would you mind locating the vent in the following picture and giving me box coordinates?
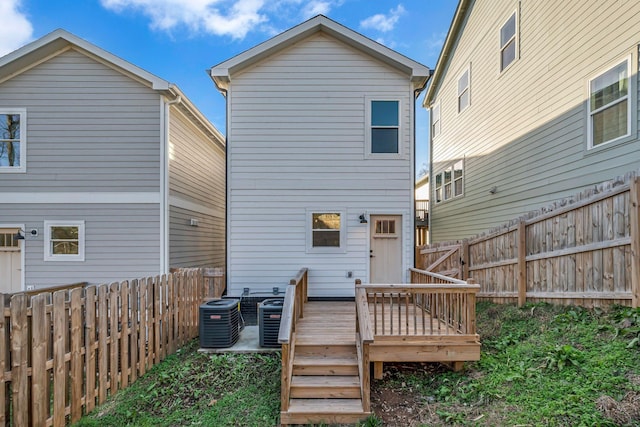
[258,298,284,348]
[199,299,240,349]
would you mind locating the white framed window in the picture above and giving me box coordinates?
[44,221,85,261]
[588,56,631,148]
[458,67,470,112]
[365,97,401,157]
[434,159,464,203]
[431,101,441,138]
[500,11,518,72]
[0,109,26,173]
[306,210,346,253]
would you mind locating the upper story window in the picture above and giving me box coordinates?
[44,221,85,261]
[500,12,517,71]
[307,210,346,253]
[434,160,464,203]
[588,57,631,148]
[431,102,441,138]
[458,68,470,113]
[366,98,401,156]
[0,109,26,173]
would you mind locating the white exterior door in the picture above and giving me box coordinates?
[0,229,22,293]
[370,215,402,284]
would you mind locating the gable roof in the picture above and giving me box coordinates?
[0,29,171,90]
[0,29,224,145]
[209,15,431,93]
[423,0,471,107]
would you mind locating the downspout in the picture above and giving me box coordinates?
[413,73,431,265]
[161,94,182,274]
[209,73,229,294]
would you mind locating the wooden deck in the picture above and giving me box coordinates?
[278,268,481,425]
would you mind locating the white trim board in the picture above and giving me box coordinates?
[1,192,161,204]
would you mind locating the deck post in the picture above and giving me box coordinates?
[373,362,383,380]
[517,219,527,307]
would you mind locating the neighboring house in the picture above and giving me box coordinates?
[423,0,640,242]
[0,30,225,293]
[415,174,429,246]
[210,15,430,297]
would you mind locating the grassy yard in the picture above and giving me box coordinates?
[76,302,640,426]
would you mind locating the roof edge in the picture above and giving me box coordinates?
[209,15,430,83]
[423,0,471,108]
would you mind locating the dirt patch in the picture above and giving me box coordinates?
[596,391,640,426]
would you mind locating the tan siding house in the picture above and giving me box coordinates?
[210,15,430,297]
[424,0,640,242]
[0,30,225,291]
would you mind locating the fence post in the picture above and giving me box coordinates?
[461,239,469,280]
[517,219,527,307]
[630,177,640,308]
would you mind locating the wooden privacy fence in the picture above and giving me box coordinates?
[418,173,640,308]
[0,267,223,427]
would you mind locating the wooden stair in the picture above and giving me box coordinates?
[280,324,370,425]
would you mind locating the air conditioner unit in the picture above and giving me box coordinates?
[258,298,284,348]
[199,299,240,349]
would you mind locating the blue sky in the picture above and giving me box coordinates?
[1,0,458,176]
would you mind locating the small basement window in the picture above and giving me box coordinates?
[307,211,345,253]
[44,221,85,261]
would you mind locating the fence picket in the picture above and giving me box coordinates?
[0,268,215,425]
[70,288,83,423]
[53,291,68,427]
[10,293,28,427]
[31,294,48,425]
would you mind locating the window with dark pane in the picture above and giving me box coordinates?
[312,213,341,247]
[371,100,399,153]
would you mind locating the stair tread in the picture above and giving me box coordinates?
[291,375,360,387]
[294,355,358,365]
[287,398,365,414]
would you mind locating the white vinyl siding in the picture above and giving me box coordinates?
[168,105,225,269]
[428,0,640,242]
[226,33,414,297]
[500,11,517,72]
[0,109,26,172]
[588,57,631,148]
[0,50,161,192]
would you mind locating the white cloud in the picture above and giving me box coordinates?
[100,0,268,39]
[300,1,332,19]
[0,0,33,57]
[360,4,405,33]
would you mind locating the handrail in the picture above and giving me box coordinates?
[354,280,372,413]
[355,285,374,344]
[410,267,467,284]
[278,268,308,413]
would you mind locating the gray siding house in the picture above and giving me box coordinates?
[210,15,430,297]
[423,0,640,242]
[0,30,225,292]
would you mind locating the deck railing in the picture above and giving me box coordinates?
[278,268,308,412]
[358,268,480,338]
